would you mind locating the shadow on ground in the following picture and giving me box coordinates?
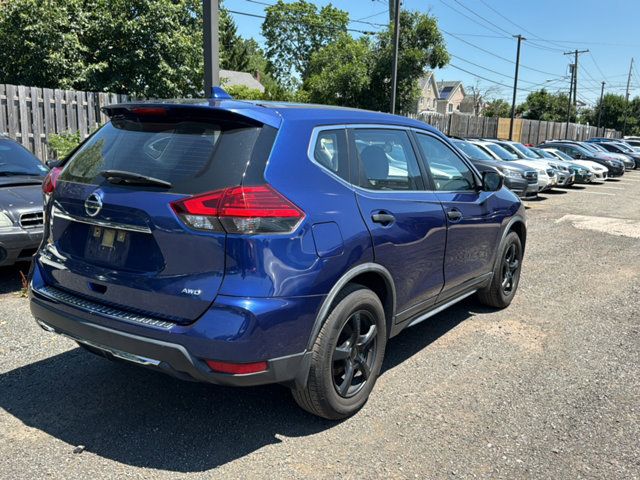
[0,298,482,472]
[0,262,30,295]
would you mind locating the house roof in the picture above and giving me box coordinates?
[219,69,265,92]
[418,71,434,89]
[437,81,464,100]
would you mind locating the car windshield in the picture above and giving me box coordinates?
[614,142,634,152]
[547,149,574,161]
[486,143,518,160]
[533,148,554,159]
[0,140,48,176]
[497,143,526,158]
[454,140,493,160]
[580,143,599,151]
[510,143,538,158]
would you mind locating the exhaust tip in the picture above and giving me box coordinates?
[36,319,56,333]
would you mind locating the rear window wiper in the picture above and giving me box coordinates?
[100,170,172,188]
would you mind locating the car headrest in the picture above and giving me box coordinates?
[360,145,389,180]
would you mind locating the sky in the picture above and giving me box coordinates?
[227,0,640,106]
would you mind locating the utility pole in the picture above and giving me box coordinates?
[623,58,634,136]
[564,64,575,137]
[563,49,588,138]
[390,0,401,114]
[509,34,525,141]
[597,81,605,131]
[203,0,220,98]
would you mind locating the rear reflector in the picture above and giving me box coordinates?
[206,360,268,375]
[171,185,304,234]
[42,167,62,195]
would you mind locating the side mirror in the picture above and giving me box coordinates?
[45,159,61,169]
[482,171,503,192]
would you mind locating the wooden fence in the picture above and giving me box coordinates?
[410,112,621,143]
[0,83,622,161]
[0,84,129,161]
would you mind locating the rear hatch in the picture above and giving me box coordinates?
[41,106,277,324]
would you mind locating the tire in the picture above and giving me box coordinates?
[292,284,387,420]
[477,231,523,308]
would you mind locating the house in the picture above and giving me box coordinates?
[436,81,465,115]
[416,71,439,114]
[219,69,265,92]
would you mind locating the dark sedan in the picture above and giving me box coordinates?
[0,137,48,266]
[540,141,625,177]
[588,141,640,169]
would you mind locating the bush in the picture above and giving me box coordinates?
[224,84,265,100]
[47,131,82,159]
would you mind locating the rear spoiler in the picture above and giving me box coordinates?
[101,101,281,129]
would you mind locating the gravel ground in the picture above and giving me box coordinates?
[1,175,639,479]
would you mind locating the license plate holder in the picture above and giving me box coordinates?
[84,226,131,267]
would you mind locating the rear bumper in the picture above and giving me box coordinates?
[30,296,310,386]
[29,260,323,387]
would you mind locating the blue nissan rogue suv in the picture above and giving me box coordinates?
[30,95,526,419]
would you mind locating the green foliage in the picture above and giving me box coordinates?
[47,130,82,159]
[0,0,86,89]
[0,0,260,98]
[303,35,372,107]
[366,10,449,113]
[220,7,251,72]
[518,89,575,122]
[586,93,639,134]
[302,10,449,113]
[224,84,264,100]
[483,99,511,118]
[262,0,349,89]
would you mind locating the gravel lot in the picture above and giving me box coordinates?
[1,175,639,479]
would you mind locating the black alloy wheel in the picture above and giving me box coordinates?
[332,310,378,398]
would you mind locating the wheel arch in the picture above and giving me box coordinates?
[305,263,396,351]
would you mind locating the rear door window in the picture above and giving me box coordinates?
[351,128,424,191]
[59,112,276,194]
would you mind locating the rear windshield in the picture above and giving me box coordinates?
[59,113,276,194]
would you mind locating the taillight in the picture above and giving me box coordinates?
[171,185,304,234]
[42,167,62,195]
[205,360,268,375]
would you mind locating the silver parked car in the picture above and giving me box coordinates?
[0,136,48,266]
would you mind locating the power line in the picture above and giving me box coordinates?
[447,0,513,36]
[437,0,510,38]
[441,29,564,77]
[234,0,386,28]
[226,9,377,35]
[449,53,543,86]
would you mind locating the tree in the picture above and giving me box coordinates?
[303,35,372,107]
[0,0,257,98]
[261,0,349,88]
[366,10,449,113]
[302,10,449,113]
[518,89,575,122]
[464,81,503,115]
[220,7,250,72]
[0,0,87,89]
[587,93,638,133]
[483,99,511,118]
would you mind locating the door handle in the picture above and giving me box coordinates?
[446,209,463,222]
[371,212,395,225]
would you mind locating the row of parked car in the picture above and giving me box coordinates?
[449,137,637,199]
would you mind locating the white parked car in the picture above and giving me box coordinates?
[468,139,553,191]
[541,147,608,181]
